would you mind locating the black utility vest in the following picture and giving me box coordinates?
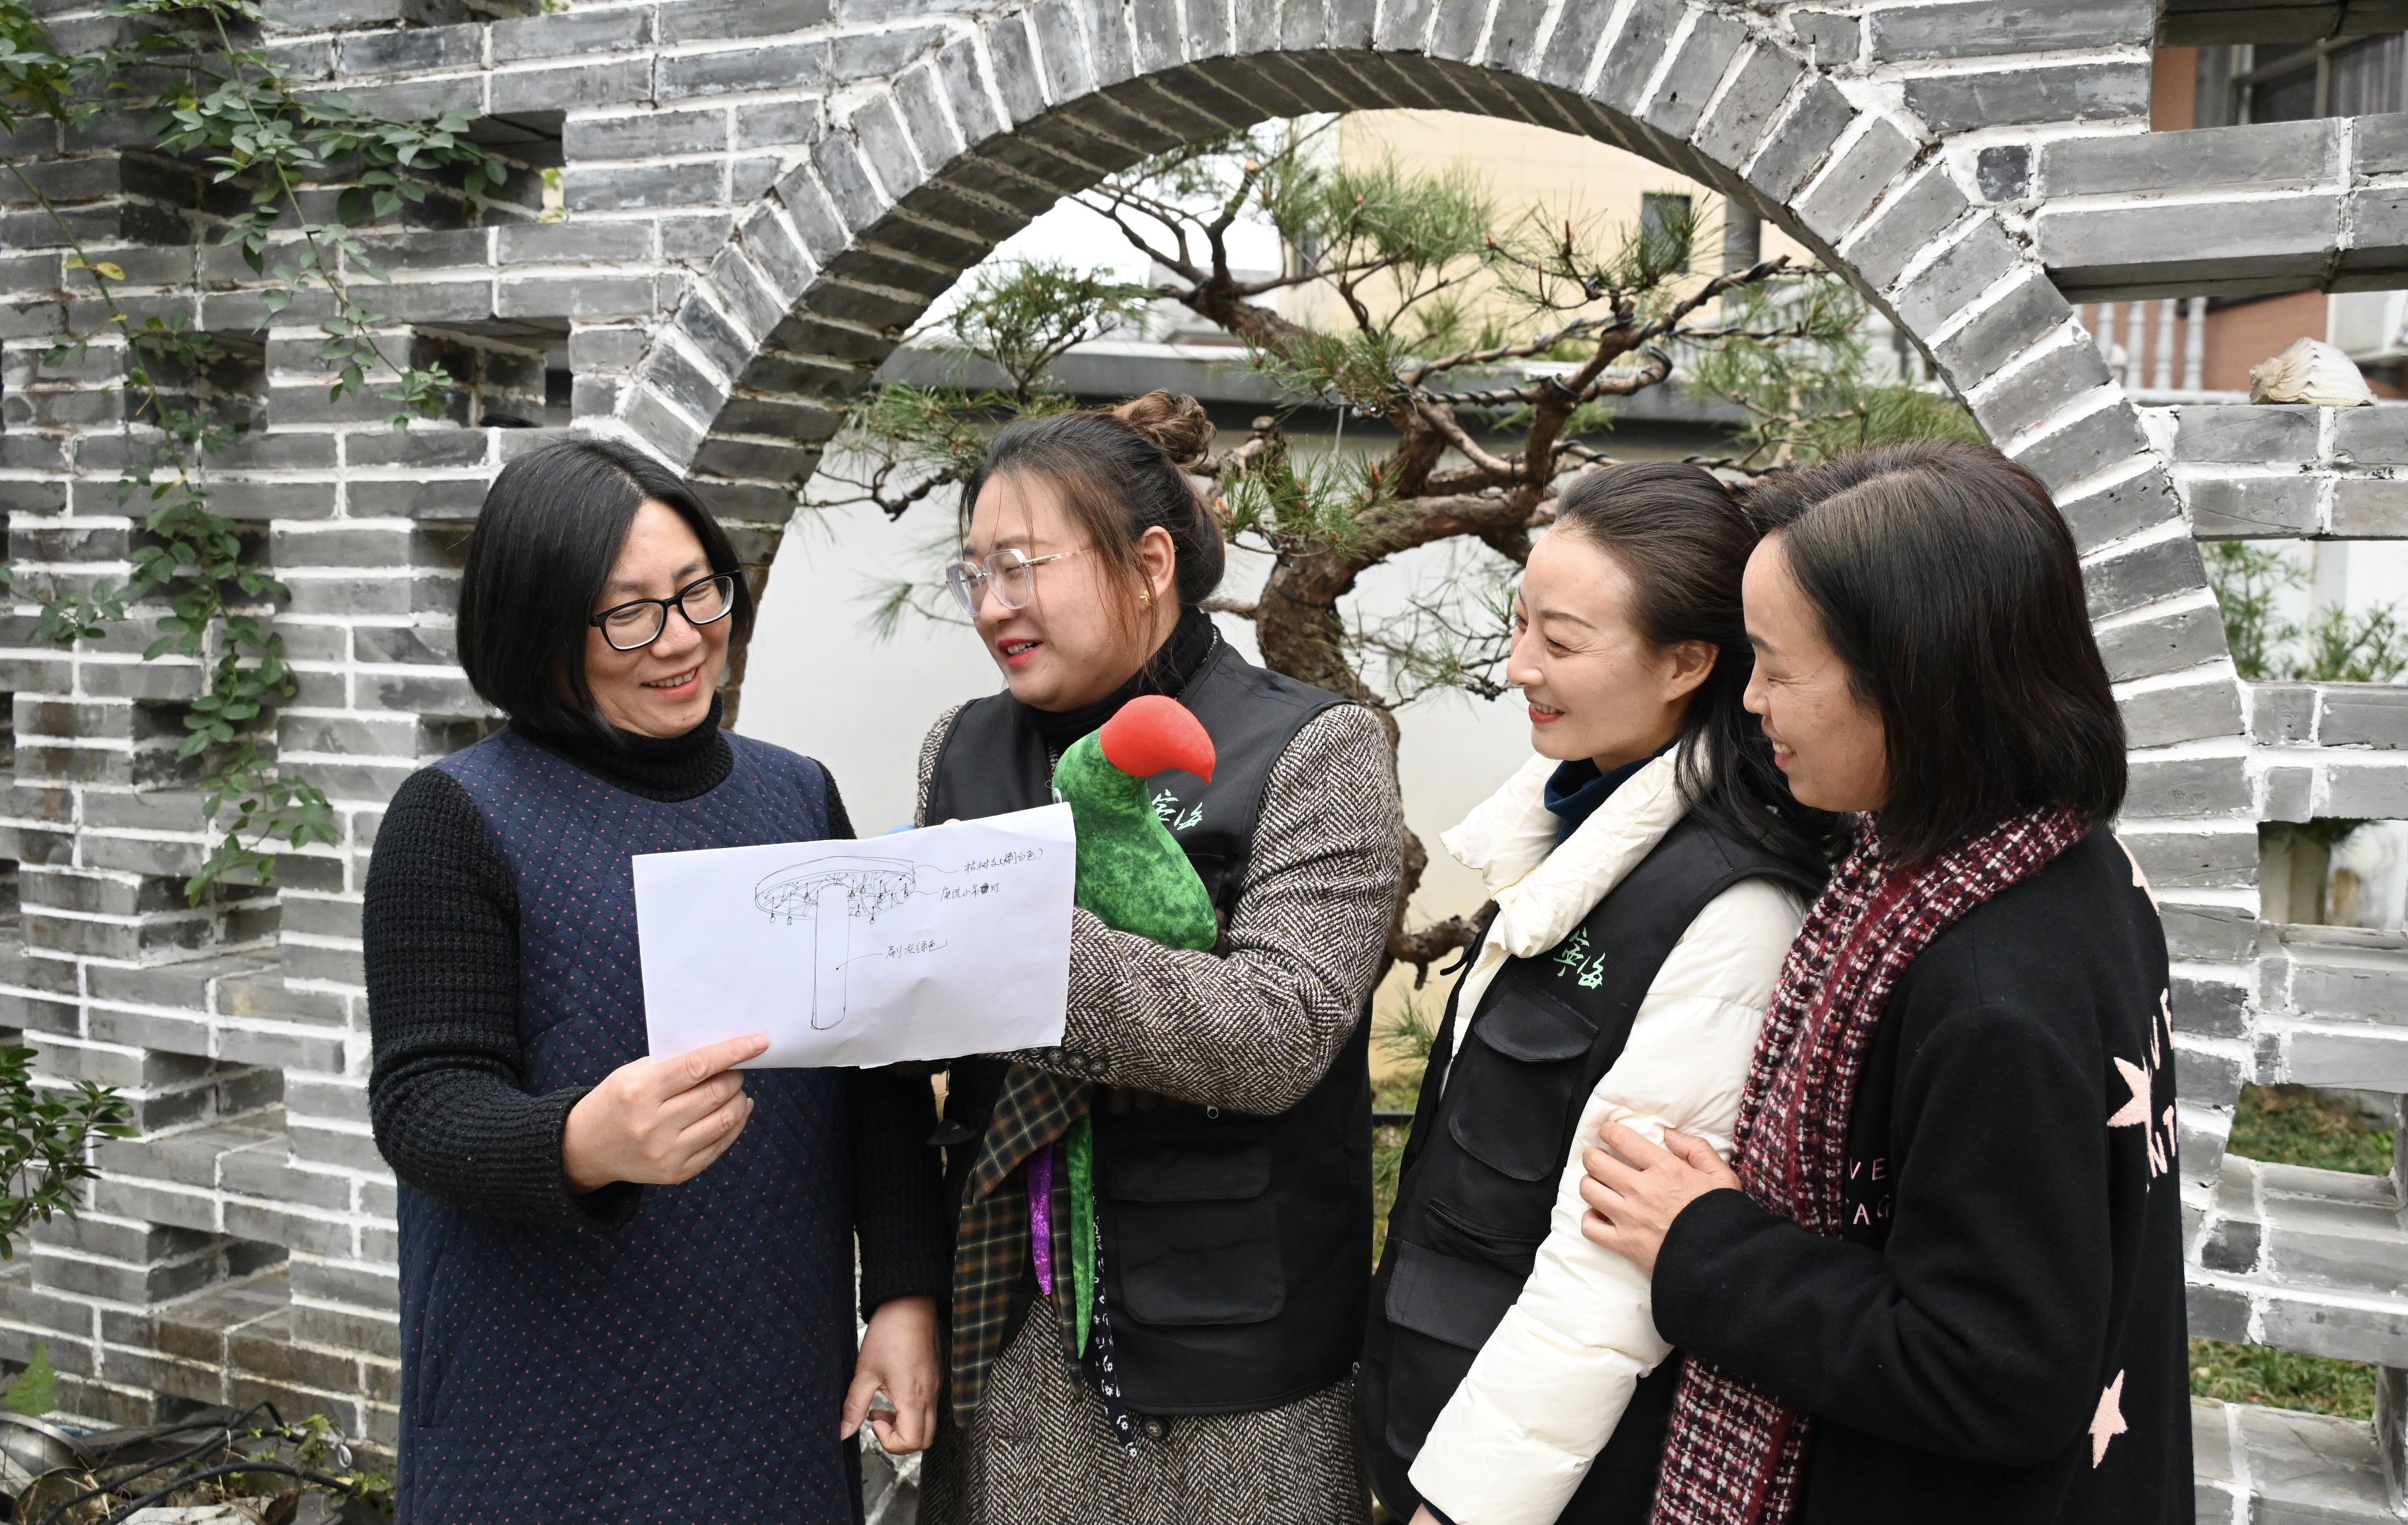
[926,641,1375,1416]
[1359,817,1821,1524]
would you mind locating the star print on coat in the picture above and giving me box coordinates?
[2108,989,2179,1178]
[2108,1058,2153,1129]
[2089,1370,2127,1466]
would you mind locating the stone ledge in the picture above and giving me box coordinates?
[97,1107,391,1241]
[2247,686,2408,821]
[2254,925,2408,1093]
[2193,1397,2396,1522]
[2036,113,2408,299]
[2201,1151,2402,1292]
[2253,683,2408,749]
[2191,1148,2408,1368]
[2152,405,2408,540]
[0,929,357,1070]
[96,1264,393,1457]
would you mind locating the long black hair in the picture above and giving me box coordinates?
[1745,439,2126,863]
[456,437,753,743]
[1552,462,1843,878]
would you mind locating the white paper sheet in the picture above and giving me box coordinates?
[633,803,1077,1068]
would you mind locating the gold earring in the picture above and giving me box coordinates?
[1139,590,1152,604]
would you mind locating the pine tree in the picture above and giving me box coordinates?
[830,122,1979,977]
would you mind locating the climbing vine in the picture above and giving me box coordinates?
[0,0,510,900]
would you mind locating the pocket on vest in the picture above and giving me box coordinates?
[1103,1133,1283,1326]
[1444,982,1597,1183]
[1422,1195,1547,1266]
[1378,1239,1527,1456]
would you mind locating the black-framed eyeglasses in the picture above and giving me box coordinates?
[944,547,1083,620]
[590,574,738,651]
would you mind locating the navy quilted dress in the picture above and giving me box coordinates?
[396,729,858,1522]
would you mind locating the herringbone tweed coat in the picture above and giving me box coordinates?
[913,700,1403,1525]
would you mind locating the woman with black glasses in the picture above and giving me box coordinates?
[362,437,946,1522]
[907,392,1405,1524]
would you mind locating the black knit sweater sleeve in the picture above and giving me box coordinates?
[364,767,640,1230]
[851,1063,946,1315]
[826,768,950,1316]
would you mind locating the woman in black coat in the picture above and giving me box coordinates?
[1576,440,2192,1525]
[363,439,945,1522]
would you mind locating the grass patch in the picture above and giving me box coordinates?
[2228,1083,2394,1176]
[1372,1073,1418,1265]
[2190,1337,2374,1419]
[2196,1084,2391,1416]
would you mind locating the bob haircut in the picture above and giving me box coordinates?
[456,437,754,743]
[1551,462,1840,876]
[958,389,1227,655]
[1746,439,2126,863]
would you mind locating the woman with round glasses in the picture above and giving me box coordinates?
[908,391,1405,1525]
[362,437,946,1522]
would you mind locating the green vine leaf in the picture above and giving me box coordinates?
[2,0,512,904]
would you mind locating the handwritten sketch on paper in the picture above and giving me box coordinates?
[634,804,1075,1068]
[753,856,926,1031]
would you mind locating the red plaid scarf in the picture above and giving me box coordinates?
[1650,804,2089,1525]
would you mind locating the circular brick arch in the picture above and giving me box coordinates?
[616,0,2254,1177]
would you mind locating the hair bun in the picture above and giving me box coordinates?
[1111,390,1215,471]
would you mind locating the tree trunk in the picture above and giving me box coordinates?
[1246,546,1494,983]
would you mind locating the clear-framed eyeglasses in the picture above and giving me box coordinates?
[589,573,739,651]
[944,547,1083,620]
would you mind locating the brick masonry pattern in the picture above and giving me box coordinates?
[3,0,2405,1512]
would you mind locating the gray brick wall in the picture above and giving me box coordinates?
[0,0,2398,1514]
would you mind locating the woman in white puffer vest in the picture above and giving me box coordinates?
[1356,462,1840,1525]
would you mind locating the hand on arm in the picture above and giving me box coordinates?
[844,1294,940,1453]
[1642,1004,2114,1463]
[1578,1123,1743,1277]
[561,1033,769,1191]
[1407,884,1797,1525]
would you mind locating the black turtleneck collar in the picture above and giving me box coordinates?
[515,693,734,804]
[1023,608,1220,755]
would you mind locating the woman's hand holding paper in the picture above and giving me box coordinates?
[561,1032,769,1192]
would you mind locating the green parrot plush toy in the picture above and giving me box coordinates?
[1058,694,1219,947]
[1037,693,1218,1363]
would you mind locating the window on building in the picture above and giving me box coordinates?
[2204,35,2408,125]
[1639,193,1692,274]
[2332,35,2407,115]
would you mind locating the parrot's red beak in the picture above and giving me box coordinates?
[1099,695,1216,783]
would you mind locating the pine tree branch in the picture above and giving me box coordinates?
[1389,902,1496,985]
[1404,313,1626,386]
[1411,399,1517,482]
